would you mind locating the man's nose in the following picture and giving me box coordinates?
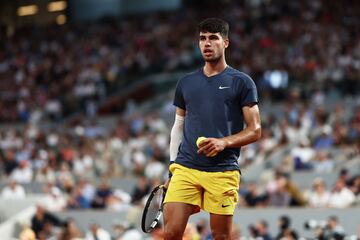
[205,39,211,46]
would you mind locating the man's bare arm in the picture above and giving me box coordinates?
[197,103,261,157]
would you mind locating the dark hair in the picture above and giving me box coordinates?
[328,216,338,222]
[280,215,291,229]
[198,18,229,38]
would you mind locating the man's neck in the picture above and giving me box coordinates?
[203,58,227,77]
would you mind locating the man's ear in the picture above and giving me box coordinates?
[224,38,229,48]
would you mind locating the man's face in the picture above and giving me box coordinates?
[199,32,229,62]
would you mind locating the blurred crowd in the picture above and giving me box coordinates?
[16,207,360,240]
[0,0,360,239]
[0,0,359,122]
[0,90,359,205]
[0,86,358,238]
[1,83,359,238]
[0,110,169,208]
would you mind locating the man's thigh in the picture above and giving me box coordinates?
[164,163,202,210]
[202,170,240,215]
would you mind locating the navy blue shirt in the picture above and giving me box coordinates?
[173,66,258,172]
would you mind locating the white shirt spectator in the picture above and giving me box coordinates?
[85,226,111,240]
[308,178,330,208]
[44,187,67,212]
[1,181,26,199]
[35,166,56,183]
[107,189,131,212]
[10,161,33,183]
[308,191,330,208]
[145,159,165,179]
[0,130,23,150]
[328,181,355,208]
[132,150,147,166]
[291,145,315,164]
[73,154,94,176]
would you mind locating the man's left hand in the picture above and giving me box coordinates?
[197,138,227,157]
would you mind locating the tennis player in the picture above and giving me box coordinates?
[163,18,261,240]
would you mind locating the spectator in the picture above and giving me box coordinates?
[112,220,129,240]
[31,205,64,238]
[144,157,165,180]
[285,176,307,207]
[67,186,91,209]
[56,163,75,193]
[35,165,56,183]
[269,175,291,207]
[119,224,143,240]
[0,179,26,199]
[131,175,151,205]
[195,218,212,240]
[313,126,334,150]
[85,222,111,240]
[91,179,113,209]
[243,182,268,207]
[313,151,334,173]
[275,215,298,240]
[58,218,83,240]
[2,150,18,176]
[308,178,330,208]
[10,160,33,183]
[43,186,67,212]
[325,216,345,240]
[291,139,315,170]
[338,169,352,186]
[255,220,272,240]
[328,180,355,208]
[106,189,131,212]
[349,175,360,195]
[78,178,96,203]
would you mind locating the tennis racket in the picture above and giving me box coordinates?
[141,185,167,233]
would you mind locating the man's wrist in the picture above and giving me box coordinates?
[221,137,230,149]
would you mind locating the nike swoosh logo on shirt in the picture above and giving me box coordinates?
[219,86,230,89]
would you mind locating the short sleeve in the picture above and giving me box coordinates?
[239,74,258,107]
[173,78,186,110]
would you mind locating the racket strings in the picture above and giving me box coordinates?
[144,188,165,231]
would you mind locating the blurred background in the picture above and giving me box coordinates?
[0,0,359,239]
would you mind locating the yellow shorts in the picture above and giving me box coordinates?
[164,163,240,215]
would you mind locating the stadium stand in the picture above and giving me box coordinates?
[0,0,359,239]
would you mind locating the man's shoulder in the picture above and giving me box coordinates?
[226,67,254,82]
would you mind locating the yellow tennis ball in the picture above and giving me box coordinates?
[209,152,217,157]
[196,136,217,157]
[196,136,207,148]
